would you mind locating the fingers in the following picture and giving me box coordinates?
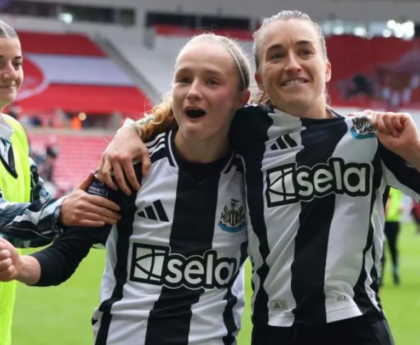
[369,112,403,137]
[0,249,11,262]
[122,160,140,192]
[0,257,12,272]
[371,113,384,133]
[0,249,14,280]
[88,194,120,211]
[383,114,400,137]
[71,213,117,227]
[390,114,403,132]
[65,205,121,227]
[107,151,139,195]
[0,241,19,281]
[75,220,106,227]
[113,163,131,196]
[78,204,121,223]
[60,190,122,227]
[70,210,114,226]
[141,146,152,177]
[97,156,104,174]
[0,238,13,251]
[78,172,95,191]
[99,160,118,191]
[0,267,16,282]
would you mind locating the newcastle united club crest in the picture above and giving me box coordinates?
[218,199,246,233]
[350,115,376,139]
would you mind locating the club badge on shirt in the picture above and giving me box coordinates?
[218,199,246,233]
[350,115,376,140]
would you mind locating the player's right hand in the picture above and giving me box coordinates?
[98,126,151,196]
[0,238,22,282]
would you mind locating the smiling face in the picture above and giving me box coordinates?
[0,37,23,111]
[172,39,249,143]
[255,19,331,117]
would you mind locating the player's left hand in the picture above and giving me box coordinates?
[60,173,121,227]
[364,110,420,161]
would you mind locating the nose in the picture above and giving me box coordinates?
[1,63,18,82]
[284,52,302,73]
[187,80,203,101]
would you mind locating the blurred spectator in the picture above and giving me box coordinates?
[381,188,404,287]
[411,200,420,235]
[29,136,59,184]
[71,115,82,130]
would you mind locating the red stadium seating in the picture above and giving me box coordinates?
[28,133,113,189]
[18,31,106,56]
[15,31,147,115]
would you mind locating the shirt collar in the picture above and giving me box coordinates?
[0,115,14,142]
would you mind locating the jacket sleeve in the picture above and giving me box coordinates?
[0,157,64,248]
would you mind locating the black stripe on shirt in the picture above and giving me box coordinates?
[379,142,420,193]
[291,118,347,325]
[150,148,167,164]
[222,240,248,345]
[242,114,273,326]
[95,168,142,345]
[144,169,220,345]
[353,149,384,318]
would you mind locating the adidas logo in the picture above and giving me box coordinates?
[270,300,288,310]
[270,134,298,151]
[137,200,169,222]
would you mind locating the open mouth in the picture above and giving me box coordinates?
[281,78,309,87]
[185,108,207,118]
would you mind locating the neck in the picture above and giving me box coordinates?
[174,132,231,163]
[280,99,333,119]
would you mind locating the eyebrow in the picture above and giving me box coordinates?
[176,68,225,76]
[0,55,23,60]
[266,40,315,51]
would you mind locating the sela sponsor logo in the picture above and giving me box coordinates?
[266,158,371,207]
[350,116,376,140]
[130,243,237,290]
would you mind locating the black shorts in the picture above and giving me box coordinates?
[251,316,395,345]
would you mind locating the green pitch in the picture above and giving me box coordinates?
[12,223,420,344]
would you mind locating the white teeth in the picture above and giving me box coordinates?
[283,79,307,86]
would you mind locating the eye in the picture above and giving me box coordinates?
[269,52,284,60]
[177,76,190,84]
[207,79,219,86]
[301,49,313,56]
[13,62,22,69]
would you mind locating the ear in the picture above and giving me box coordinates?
[325,60,332,83]
[239,90,251,107]
[255,72,265,91]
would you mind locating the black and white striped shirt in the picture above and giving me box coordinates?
[230,105,420,327]
[92,129,248,344]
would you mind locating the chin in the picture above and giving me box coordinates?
[0,95,15,105]
[180,127,205,141]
